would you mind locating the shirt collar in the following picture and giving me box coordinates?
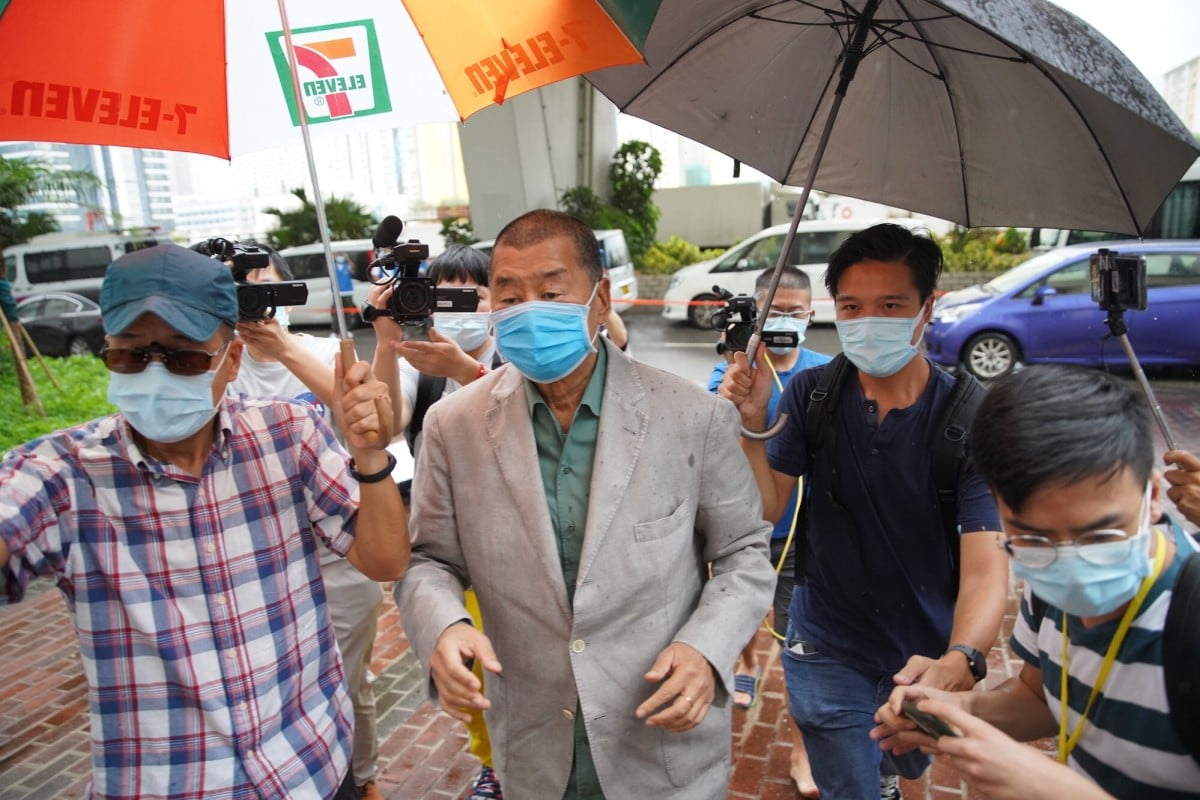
[523,339,608,416]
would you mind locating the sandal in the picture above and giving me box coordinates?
[733,667,761,709]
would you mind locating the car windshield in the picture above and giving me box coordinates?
[983,250,1081,295]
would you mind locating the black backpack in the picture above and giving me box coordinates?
[796,354,984,594]
[1029,532,1200,766]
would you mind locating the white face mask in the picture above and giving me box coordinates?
[434,311,490,351]
[108,346,229,443]
[272,307,290,330]
[835,312,924,377]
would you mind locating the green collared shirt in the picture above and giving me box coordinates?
[524,343,607,800]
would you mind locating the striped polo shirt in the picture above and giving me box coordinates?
[1010,523,1200,799]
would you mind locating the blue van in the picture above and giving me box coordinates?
[925,240,1200,379]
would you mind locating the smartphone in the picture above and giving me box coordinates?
[900,701,958,738]
[786,638,819,656]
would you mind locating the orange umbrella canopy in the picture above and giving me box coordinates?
[0,0,660,158]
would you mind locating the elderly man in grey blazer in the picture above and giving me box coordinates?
[394,209,774,800]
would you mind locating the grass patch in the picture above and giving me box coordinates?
[0,340,114,454]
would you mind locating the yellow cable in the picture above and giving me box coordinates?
[760,353,802,643]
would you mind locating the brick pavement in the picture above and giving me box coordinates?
[1,379,1196,799]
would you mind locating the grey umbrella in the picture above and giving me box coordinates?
[588,0,1199,441]
[588,0,1198,234]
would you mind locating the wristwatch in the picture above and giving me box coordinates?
[945,643,987,682]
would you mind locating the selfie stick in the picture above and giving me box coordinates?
[1105,309,1178,450]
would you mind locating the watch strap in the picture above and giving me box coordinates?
[348,451,397,484]
[946,643,987,681]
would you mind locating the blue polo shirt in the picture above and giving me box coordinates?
[767,361,1000,675]
[708,348,832,540]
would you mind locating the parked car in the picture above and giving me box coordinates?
[661,218,936,329]
[925,240,1200,379]
[472,228,639,312]
[15,291,105,357]
[277,239,378,328]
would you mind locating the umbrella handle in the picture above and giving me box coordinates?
[741,413,789,441]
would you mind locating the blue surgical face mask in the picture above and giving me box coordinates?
[835,311,924,377]
[434,311,490,352]
[764,315,809,355]
[491,284,599,383]
[108,351,227,444]
[1011,486,1155,617]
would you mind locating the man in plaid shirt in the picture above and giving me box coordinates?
[0,244,408,800]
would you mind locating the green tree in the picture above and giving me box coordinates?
[263,187,377,249]
[0,155,101,249]
[559,140,664,262]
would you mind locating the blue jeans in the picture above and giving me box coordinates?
[782,637,929,800]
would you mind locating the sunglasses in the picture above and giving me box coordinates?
[100,340,230,376]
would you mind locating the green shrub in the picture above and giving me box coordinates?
[636,236,726,274]
[0,344,115,454]
[935,226,1029,272]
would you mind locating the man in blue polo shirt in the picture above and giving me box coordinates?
[723,223,1008,799]
[712,265,829,795]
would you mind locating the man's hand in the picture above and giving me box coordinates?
[870,684,966,756]
[430,623,503,723]
[236,316,292,359]
[365,283,404,347]
[718,346,774,427]
[914,700,1115,800]
[894,651,977,693]
[335,353,393,452]
[395,328,479,384]
[634,642,716,732]
[1164,449,1200,527]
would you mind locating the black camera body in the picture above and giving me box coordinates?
[363,239,479,334]
[711,285,799,355]
[192,237,308,321]
[1090,248,1146,312]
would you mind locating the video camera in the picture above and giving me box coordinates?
[1090,248,1146,311]
[362,216,478,340]
[711,285,799,355]
[191,237,308,321]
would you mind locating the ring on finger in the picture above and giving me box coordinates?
[680,694,694,705]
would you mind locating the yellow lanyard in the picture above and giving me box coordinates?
[761,353,803,642]
[1058,528,1167,763]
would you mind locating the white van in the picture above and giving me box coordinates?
[661,218,941,329]
[5,230,168,301]
[278,239,378,328]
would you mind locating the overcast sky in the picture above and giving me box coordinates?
[1049,0,1200,83]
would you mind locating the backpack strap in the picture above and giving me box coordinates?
[794,355,854,585]
[930,370,986,589]
[405,372,447,455]
[1164,545,1200,765]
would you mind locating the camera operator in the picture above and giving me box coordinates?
[368,244,500,461]
[227,244,386,800]
[367,243,504,800]
[712,265,830,797]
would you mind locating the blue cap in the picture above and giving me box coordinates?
[100,244,238,342]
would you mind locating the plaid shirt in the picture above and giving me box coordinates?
[0,396,359,800]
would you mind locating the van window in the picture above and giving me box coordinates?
[286,253,329,281]
[25,246,113,284]
[602,234,630,267]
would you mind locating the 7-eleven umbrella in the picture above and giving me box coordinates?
[0,0,659,345]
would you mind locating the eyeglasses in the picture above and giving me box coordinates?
[100,340,230,376]
[766,309,812,321]
[1000,529,1137,568]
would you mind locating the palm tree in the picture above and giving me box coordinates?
[0,155,101,249]
[263,187,377,249]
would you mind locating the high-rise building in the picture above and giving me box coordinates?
[0,142,176,234]
[1163,54,1200,134]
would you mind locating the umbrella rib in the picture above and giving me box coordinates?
[895,0,971,224]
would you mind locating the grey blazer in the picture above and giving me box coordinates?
[394,339,774,799]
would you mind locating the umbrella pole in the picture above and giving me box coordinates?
[274,0,391,449]
[742,0,881,441]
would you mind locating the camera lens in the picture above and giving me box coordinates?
[727,323,752,352]
[391,278,434,318]
[237,284,271,320]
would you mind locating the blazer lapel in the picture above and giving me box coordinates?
[577,342,647,587]
[485,366,572,620]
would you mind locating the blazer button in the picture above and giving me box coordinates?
[563,708,575,720]
[571,639,586,653]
